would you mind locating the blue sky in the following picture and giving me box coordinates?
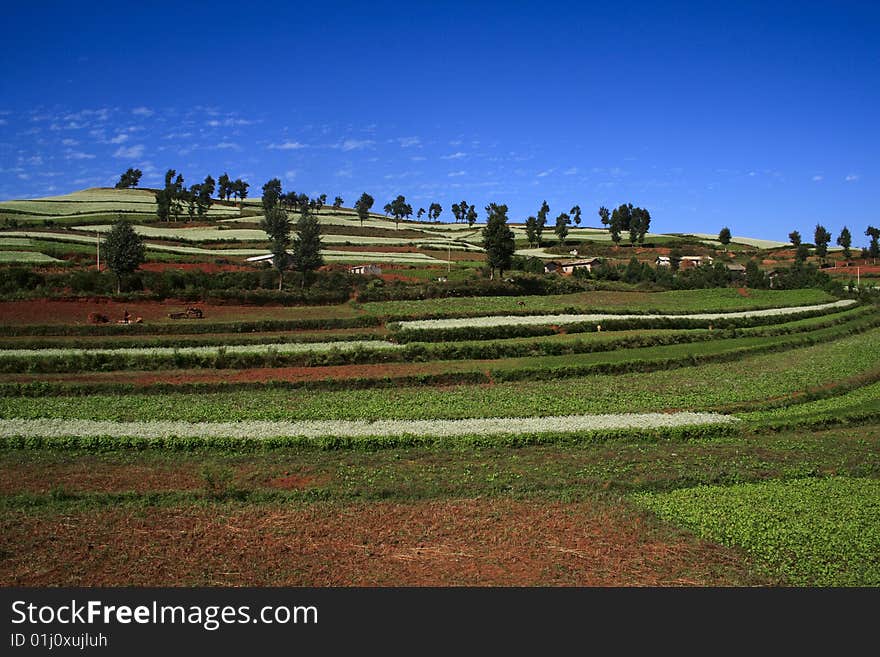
[0,1,877,243]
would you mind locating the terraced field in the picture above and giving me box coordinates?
[1,288,877,586]
[0,189,877,585]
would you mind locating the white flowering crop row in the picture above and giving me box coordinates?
[395,300,857,331]
[0,412,738,440]
[0,340,401,360]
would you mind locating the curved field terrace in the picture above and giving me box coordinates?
[1,284,877,586]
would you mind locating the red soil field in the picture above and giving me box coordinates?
[0,500,761,586]
[0,360,484,387]
[0,298,357,325]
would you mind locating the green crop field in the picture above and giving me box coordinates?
[1,186,877,587]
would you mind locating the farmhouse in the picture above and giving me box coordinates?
[544,261,562,274]
[349,264,382,276]
[560,258,601,275]
[657,255,714,269]
[679,255,713,269]
[726,263,747,276]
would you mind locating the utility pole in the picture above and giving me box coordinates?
[96,229,100,271]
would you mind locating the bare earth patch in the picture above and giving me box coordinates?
[0,499,762,586]
[0,299,358,325]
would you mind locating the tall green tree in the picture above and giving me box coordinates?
[333,196,343,209]
[837,226,852,259]
[536,201,549,246]
[482,203,515,279]
[866,226,880,258]
[316,194,327,213]
[554,212,570,242]
[789,230,808,262]
[570,205,581,226]
[103,217,146,293]
[598,206,610,228]
[260,205,292,290]
[718,227,732,246]
[417,207,426,220]
[217,173,231,201]
[428,203,442,221]
[233,179,249,208]
[389,195,413,229]
[451,203,462,223]
[609,204,632,245]
[525,216,538,247]
[745,259,767,289]
[291,204,324,288]
[114,168,142,189]
[629,206,651,243]
[196,175,215,217]
[814,224,831,259]
[185,184,199,220]
[155,169,182,221]
[354,192,374,226]
[466,205,478,227]
[261,178,283,212]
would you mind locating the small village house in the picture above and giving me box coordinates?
[349,264,382,276]
[560,258,601,275]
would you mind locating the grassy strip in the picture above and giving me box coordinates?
[738,381,880,431]
[0,328,390,351]
[633,477,880,586]
[360,288,833,319]
[4,328,879,421]
[2,426,877,510]
[0,422,741,452]
[0,315,382,337]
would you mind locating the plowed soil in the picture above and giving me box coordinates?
[0,299,357,325]
[0,499,761,586]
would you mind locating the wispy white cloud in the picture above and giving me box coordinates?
[61,138,79,146]
[335,167,353,178]
[337,139,375,151]
[113,144,144,159]
[563,167,579,175]
[65,150,95,160]
[268,141,307,150]
[448,170,466,177]
[536,169,555,178]
[845,174,860,182]
[411,155,427,162]
[132,107,154,117]
[206,117,255,128]
[108,133,129,144]
[284,170,297,180]
[441,152,466,160]
[214,142,240,150]
[398,136,421,148]
[812,175,823,182]
[0,119,7,126]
